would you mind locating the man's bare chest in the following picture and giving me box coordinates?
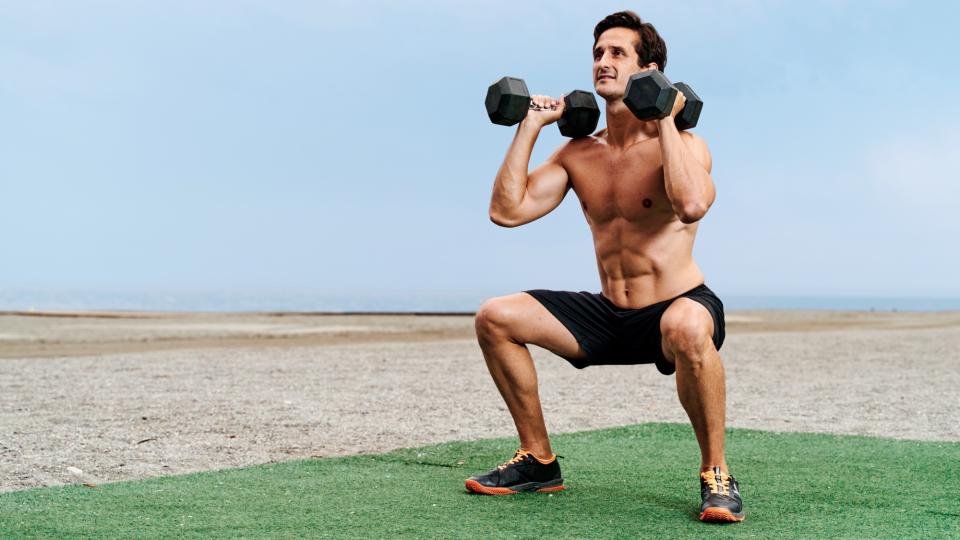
[563,141,671,223]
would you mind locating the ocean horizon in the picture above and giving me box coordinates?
[1,289,959,313]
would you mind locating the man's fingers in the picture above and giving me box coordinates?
[531,94,560,110]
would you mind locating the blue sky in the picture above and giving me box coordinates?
[2,0,958,304]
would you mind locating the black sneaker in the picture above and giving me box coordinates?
[464,449,564,495]
[699,467,745,522]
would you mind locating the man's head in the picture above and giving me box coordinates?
[592,11,667,100]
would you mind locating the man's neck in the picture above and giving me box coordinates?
[603,100,659,149]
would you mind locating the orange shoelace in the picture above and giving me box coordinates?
[497,449,532,470]
[701,468,732,496]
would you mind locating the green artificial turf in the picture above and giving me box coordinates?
[1,423,957,539]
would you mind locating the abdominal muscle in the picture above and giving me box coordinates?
[590,216,704,309]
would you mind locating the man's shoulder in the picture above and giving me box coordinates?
[556,131,605,160]
[679,130,709,146]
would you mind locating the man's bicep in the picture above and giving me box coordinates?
[525,156,571,211]
[493,146,571,227]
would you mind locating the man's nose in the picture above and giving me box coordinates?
[597,52,614,68]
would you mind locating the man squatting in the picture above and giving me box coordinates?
[465,10,744,523]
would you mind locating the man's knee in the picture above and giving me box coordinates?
[475,295,523,342]
[660,299,715,364]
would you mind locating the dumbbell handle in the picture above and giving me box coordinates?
[486,76,599,138]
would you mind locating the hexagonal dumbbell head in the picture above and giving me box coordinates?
[623,70,677,121]
[485,76,531,126]
[673,82,703,130]
[558,90,601,138]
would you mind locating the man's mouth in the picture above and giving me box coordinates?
[598,74,615,81]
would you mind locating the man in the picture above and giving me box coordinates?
[464,11,744,523]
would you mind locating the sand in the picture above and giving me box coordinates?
[1,310,958,493]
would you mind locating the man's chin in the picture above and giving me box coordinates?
[595,88,621,101]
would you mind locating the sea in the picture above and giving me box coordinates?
[1,290,959,313]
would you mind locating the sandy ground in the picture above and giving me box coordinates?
[1,310,958,493]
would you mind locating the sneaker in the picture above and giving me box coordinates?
[464,449,565,495]
[699,467,745,522]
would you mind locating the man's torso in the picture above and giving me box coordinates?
[559,131,705,309]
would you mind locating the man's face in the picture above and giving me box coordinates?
[592,27,655,100]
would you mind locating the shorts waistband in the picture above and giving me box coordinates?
[599,283,708,313]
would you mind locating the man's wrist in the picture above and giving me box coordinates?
[519,118,545,132]
[657,117,680,136]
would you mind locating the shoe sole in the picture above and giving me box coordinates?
[699,507,745,523]
[464,479,565,496]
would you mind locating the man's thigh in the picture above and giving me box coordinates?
[476,292,588,361]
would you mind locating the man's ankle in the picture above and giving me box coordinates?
[522,447,555,463]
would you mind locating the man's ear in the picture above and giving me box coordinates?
[641,62,660,72]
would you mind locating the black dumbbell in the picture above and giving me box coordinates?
[622,70,703,130]
[485,76,600,138]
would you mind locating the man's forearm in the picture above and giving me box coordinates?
[658,119,713,223]
[491,119,542,216]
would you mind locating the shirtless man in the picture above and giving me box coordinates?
[464,11,744,523]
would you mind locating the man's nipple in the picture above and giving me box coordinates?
[642,198,652,208]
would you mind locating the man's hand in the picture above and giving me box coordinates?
[524,94,566,128]
[667,89,687,119]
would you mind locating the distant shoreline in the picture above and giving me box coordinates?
[4,288,960,315]
[0,310,478,319]
[3,306,960,319]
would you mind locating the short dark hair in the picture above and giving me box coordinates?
[593,11,667,72]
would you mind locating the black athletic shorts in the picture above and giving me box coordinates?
[523,283,725,375]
